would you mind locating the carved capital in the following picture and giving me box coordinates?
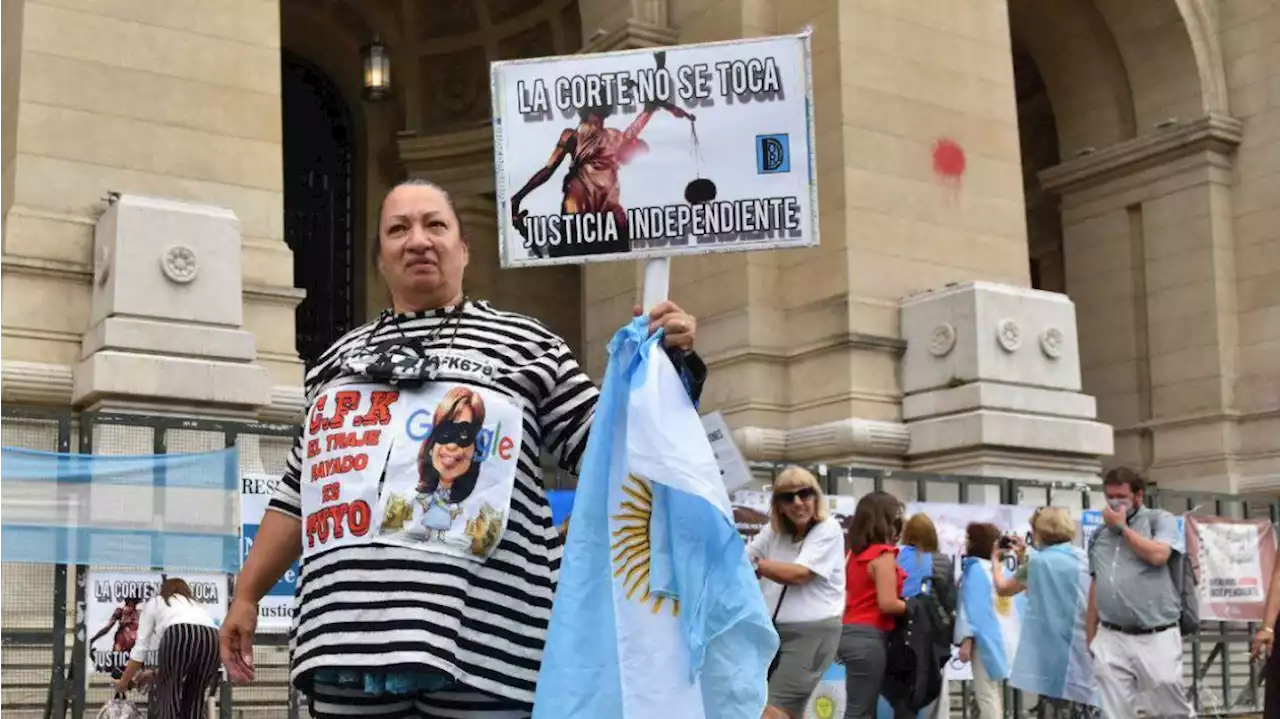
[728,418,911,463]
[0,361,75,405]
[257,385,307,425]
[397,124,496,196]
[733,426,787,462]
[1039,113,1243,196]
[786,418,911,461]
[581,18,678,53]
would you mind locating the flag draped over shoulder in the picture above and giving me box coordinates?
[533,317,778,719]
[958,557,1012,680]
[1009,545,1099,706]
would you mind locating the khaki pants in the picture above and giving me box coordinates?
[971,650,1003,719]
[1091,625,1194,718]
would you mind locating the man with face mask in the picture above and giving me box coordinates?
[1085,467,1193,718]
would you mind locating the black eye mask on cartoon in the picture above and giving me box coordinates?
[433,420,478,448]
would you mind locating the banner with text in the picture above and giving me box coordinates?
[491,33,817,267]
[85,570,227,677]
[1185,516,1276,623]
[242,473,300,632]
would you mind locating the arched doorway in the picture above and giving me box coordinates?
[282,50,356,367]
[1013,46,1064,294]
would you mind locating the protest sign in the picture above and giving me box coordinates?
[1185,516,1276,622]
[491,33,817,268]
[701,411,753,492]
[85,570,227,676]
[242,473,299,632]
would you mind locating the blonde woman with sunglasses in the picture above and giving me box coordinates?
[747,467,846,719]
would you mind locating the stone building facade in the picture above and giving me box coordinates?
[2,0,1277,494]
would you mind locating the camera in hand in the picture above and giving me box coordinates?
[997,533,1018,550]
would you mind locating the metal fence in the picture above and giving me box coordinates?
[1,406,304,719]
[748,462,1276,717]
[2,406,1274,717]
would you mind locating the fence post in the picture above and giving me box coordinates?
[70,565,88,719]
[220,572,235,719]
[46,564,69,719]
[222,430,239,719]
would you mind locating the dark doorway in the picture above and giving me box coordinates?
[282,51,355,368]
[1013,46,1064,294]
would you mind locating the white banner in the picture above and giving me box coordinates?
[241,473,299,632]
[1186,516,1276,623]
[85,570,227,677]
[905,502,1034,682]
[491,33,818,267]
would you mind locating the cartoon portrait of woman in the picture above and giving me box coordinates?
[412,386,486,543]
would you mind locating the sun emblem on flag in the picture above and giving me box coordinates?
[612,474,680,616]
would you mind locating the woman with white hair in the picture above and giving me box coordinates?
[994,507,1100,718]
[748,467,847,719]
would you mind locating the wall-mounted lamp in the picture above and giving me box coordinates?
[362,35,391,102]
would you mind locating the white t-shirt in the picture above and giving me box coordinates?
[129,595,216,664]
[747,517,846,624]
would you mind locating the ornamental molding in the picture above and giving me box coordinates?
[1039,113,1243,196]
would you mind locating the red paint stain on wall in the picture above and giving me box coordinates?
[932,138,966,181]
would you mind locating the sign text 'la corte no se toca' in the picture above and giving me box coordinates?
[490,31,818,269]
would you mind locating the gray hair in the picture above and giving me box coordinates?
[372,179,465,262]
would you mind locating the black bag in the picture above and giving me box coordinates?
[766,584,789,680]
[883,596,951,716]
[1151,515,1200,635]
[764,520,816,680]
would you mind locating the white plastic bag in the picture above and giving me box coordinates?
[96,695,143,719]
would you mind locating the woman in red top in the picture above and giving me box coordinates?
[839,491,907,719]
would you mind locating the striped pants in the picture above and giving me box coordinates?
[152,623,221,719]
[309,684,532,718]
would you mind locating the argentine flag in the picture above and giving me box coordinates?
[534,317,778,719]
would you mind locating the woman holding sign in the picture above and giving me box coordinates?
[222,179,705,718]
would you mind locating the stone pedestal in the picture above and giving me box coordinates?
[900,282,1113,484]
[72,194,271,417]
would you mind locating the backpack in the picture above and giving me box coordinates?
[1155,517,1200,636]
[883,595,950,715]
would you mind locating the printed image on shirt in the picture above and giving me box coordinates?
[377,384,524,560]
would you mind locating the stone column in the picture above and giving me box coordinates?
[900,282,1113,487]
[0,0,299,421]
[72,194,271,418]
[1040,114,1245,492]
[576,0,1031,474]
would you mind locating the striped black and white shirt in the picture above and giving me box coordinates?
[267,299,704,709]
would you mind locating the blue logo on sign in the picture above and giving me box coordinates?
[243,524,299,597]
[756,134,790,174]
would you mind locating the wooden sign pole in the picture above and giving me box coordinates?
[642,257,671,313]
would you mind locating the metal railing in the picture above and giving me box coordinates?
[2,407,1274,717]
[748,461,1276,717]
